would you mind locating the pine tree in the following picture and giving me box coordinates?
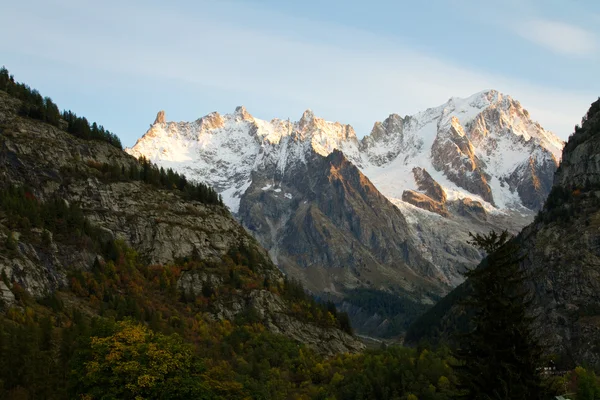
[454,230,547,400]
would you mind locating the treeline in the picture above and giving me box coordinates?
[61,110,122,149]
[3,307,598,400]
[82,156,223,206]
[3,307,597,400]
[0,66,122,149]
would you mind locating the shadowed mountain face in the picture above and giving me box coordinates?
[407,98,600,368]
[239,149,445,300]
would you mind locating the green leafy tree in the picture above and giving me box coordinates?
[72,320,214,399]
[574,367,600,400]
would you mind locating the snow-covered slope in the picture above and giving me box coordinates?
[128,107,361,212]
[361,90,563,211]
[128,90,563,216]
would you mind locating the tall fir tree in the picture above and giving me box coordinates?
[454,230,548,400]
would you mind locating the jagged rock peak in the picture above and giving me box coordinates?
[200,111,225,130]
[454,89,502,108]
[294,109,319,134]
[234,105,253,121]
[299,109,316,127]
[368,114,407,141]
[154,110,166,125]
[129,89,562,216]
[296,109,358,140]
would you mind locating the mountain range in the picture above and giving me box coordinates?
[127,90,564,336]
[2,64,600,397]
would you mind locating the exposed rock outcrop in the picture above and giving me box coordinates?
[154,110,166,125]
[401,167,449,216]
[401,190,448,217]
[505,155,557,211]
[431,117,494,205]
[177,271,365,354]
[412,167,446,203]
[0,281,15,305]
[239,149,445,300]
[360,113,420,166]
[452,198,487,221]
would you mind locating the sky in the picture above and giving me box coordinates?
[1,0,599,147]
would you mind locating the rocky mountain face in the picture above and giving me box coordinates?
[127,90,564,336]
[407,98,600,368]
[239,148,443,298]
[0,90,363,355]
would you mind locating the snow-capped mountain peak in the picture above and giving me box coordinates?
[299,109,315,125]
[126,107,366,211]
[127,91,564,214]
[359,90,564,211]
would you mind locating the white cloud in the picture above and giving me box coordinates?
[516,19,597,56]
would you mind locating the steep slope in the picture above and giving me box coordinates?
[239,148,443,297]
[407,98,600,368]
[0,89,363,355]
[127,90,564,336]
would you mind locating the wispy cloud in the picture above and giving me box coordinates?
[0,0,595,143]
[516,19,597,56]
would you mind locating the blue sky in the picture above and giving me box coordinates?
[1,0,599,146]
